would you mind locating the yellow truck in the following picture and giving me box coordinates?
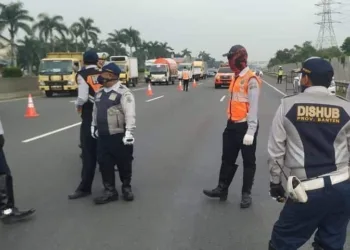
[192,60,208,81]
[38,52,83,97]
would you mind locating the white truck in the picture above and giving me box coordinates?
[110,56,139,87]
[192,61,208,80]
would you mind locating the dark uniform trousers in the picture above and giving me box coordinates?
[183,80,189,91]
[219,120,258,194]
[97,134,133,189]
[270,177,350,250]
[0,149,15,209]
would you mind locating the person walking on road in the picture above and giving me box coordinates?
[203,45,261,208]
[277,66,283,84]
[91,63,136,205]
[182,66,190,92]
[268,57,350,250]
[69,51,102,200]
[0,118,35,224]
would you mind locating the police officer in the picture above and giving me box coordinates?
[203,45,261,208]
[0,118,35,223]
[69,50,102,200]
[97,52,109,68]
[182,66,190,92]
[91,63,136,205]
[277,66,283,84]
[268,57,350,250]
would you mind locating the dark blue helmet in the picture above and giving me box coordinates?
[83,50,98,64]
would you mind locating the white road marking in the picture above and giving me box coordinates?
[220,95,226,102]
[132,87,147,92]
[0,96,41,103]
[197,82,203,86]
[69,100,75,103]
[262,80,286,96]
[22,122,81,143]
[146,95,164,102]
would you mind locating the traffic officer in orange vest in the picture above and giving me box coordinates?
[203,45,261,208]
[69,50,102,200]
[182,66,190,92]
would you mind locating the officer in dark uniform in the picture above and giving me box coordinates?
[268,57,350,250]
[0,118,35,223]
[91,63,136,205]
[69,50,102,200]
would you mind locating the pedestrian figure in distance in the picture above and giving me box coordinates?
[182,66,190,92]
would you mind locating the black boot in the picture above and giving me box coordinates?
[268,241,276,250]
[240,167,256,208]
[203,164,238,201]
[94,184,118,205]
[312,242,324,250]
[122,184,134,202]
[0,175,35,224]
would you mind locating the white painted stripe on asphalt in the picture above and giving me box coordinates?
[197,82,203,86]
[22,122,81,143]
[145,95,164,102]
[132,87,147,91]
[0,96,40,103]
[69,100,75,103]
[220,95,226,102]
[263,80,286,96]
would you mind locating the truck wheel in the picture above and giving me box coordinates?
[45,91,53,97]
[215,85,221,89]
[151,82,155,85]
[166,80,169,85]
[71,90,78,97]
[132,79,136,87]
[172,79,175,85]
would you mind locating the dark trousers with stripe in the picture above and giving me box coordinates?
[270,177,350,250]
[0,149,15,209]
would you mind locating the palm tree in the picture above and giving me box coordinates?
[0,2,33,66]
[69,23,83,52]
[17,35,41,75]
[122,26,141,55]
[72,17,100,49]
[181,48,192,58]
[33,13,68,52]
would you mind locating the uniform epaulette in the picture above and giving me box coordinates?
[336,95,349,102]
[282,93,297,99]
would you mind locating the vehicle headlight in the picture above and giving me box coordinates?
[39,81,45,86]
[67,80,74,85]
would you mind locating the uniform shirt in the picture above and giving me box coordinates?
[346,84,350,101]
[238,67,260,136]
[0,118,4,135]
[76,65,99,106]
[268,86,350,184]
[92,82,135,135]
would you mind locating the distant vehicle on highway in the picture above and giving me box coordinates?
[214,66,234,89]
[207,68,217,77]
[150,58,178,85]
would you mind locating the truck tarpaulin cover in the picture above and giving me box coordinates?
[154,58,178,76]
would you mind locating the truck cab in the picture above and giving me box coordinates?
[38,52,82,97]
[150,64,169,84]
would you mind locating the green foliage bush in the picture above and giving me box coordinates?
[2,67,23,78]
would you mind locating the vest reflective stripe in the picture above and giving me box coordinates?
[183,71,189,80]
[227,70,260,121]
[278,70,283,76]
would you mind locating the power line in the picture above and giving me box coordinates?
[315,0,341,49]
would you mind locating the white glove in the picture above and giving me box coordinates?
[123,130,134,145]
[243,134,254,146]
[91,125,98,139]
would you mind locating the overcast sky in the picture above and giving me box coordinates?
[3,0,350,61]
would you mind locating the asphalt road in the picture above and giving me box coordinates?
[0,76,346,250]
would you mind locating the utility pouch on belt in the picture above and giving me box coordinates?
[287,176,308,203]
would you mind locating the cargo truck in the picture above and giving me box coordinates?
[145,59,155,83]
[110,56,139,87]
[38,52,83,97]
[192,61,208,81]
[150,58,178,85]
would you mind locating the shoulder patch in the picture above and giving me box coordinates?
[336,95,349,102]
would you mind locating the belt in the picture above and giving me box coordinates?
[301,171,349,191]
[229,118,247,123]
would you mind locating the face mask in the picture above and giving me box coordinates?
[97,75,118,85]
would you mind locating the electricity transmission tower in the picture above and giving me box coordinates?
[315,0,341,49]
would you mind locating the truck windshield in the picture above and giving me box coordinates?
[145,65,151,72]
[218,67,233,73]
[39,60,73,75]
[150,65,167,73]
[116,64,126,72]
[178,65,190,71]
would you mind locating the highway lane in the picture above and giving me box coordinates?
[0,77,326,250]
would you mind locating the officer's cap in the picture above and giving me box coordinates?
[297,57,334,87]
[222,45,247,59]
[101,63,121,76]
[83,50,98,64]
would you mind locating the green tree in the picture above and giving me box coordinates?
[181,48,191,58]
[17,35,42,74]
[121,26,141,56]
[0,2,33,66]
[33,13,68,52]
[72,17,100,49]
[341,37,350,56]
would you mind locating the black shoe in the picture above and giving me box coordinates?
[240,192,252,208]
[94,191,119,205]
[68,190,91,200]
[203,185,228,201]
[1,207,35,224]
[122,186,134,201]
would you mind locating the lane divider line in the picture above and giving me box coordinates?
[220,95,226,102]
[22,122,81,143]
[146,95,164,102]
[132,87,147,92]
[262,80,286,96]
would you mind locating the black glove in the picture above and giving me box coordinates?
[0,135,4,149]
[270,182,286,203]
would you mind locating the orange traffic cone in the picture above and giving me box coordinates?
[178,81,183,91]
[147,83,153,96]
[192,79,197,88]
[25,94,39,118]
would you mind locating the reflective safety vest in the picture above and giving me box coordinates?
[182,70,190,80]
[227,70,261,121]
[278,70,283,76]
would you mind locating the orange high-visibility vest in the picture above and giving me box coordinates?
[227,70,261,121]
[182,70,190,80]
